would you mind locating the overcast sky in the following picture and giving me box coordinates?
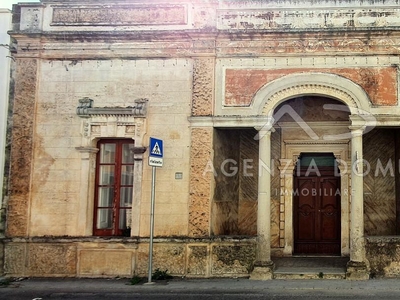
[2,0,40,10]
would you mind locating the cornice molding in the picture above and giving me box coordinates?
[284,139,350,145]
[188,115,271,128]
[76,97,148,118]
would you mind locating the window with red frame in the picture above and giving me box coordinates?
[94,139,135,236]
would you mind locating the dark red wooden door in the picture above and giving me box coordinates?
[293,175,341,255]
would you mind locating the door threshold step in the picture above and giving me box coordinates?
[274,271,346,280]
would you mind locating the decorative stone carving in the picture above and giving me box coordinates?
[217,38,400,56]
[76,97,148,118]
[217,8,400,31]
[52,5,188,26]
[279,138,350,256]
[75,98,148,237]
[265,85,356,114]
[76,98,148,146]
[76,97,93,116]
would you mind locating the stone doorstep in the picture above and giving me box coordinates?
[274,273,346,280]
[272,256,348,279]
[274,268,346,280]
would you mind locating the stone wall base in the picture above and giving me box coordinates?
[250,261,274,280]
[346,261,370,280]
[346,261,369,280]
[3,237,256,278]
[4,236,400,279]
[366,236,400,278]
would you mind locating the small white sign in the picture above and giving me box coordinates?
[149,156,163,167]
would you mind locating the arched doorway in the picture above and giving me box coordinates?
[271,96,351,256]
[293,153,341,255]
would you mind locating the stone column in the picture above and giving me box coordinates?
[131,147,146,237]
[337,158,351,257]
[250,126,274,280]
[75,147,99,235]
[346,126,369,280]
[279,159,296,256]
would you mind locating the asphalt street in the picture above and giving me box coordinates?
[1,277,400,300]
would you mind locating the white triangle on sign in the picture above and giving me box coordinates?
[151,142,162,155]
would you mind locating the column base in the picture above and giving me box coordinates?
[346,260,369,280]
[250,261,275,280]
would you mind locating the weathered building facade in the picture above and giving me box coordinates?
[3,0,400,279]
[0,8,12,276]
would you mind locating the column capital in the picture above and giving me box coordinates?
[348,125,366,137]
[254,117,275,133]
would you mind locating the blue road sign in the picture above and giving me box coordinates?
[149,137,163,167]
[149,137,163,158]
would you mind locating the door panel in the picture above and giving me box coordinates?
[297,178,316,241]
[320,178,340,241]
[294,175,341,255]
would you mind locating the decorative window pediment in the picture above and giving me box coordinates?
[76,97,148,148]
[76,97,148,118]
[74,98,148,237]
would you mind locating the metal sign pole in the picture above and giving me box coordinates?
[147,137,163,284]
[147,166,156,284]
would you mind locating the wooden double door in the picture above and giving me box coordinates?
[293,167,341,255]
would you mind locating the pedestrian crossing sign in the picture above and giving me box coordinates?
[151,142,162,156]
[149,137,163,167]
[149,138,163,157]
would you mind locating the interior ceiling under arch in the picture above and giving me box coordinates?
[273,96,351,123]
